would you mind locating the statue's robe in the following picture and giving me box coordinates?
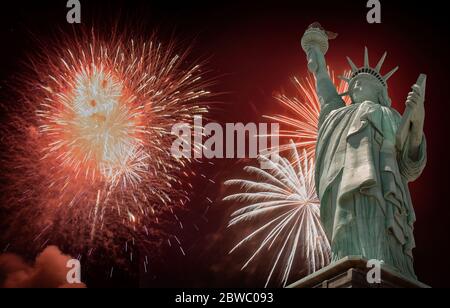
[315,82,427,280]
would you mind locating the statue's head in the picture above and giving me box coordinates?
[341,48,398,107]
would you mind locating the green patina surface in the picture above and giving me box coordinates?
[302,24,427,280]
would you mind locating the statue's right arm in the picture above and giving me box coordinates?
[307,46,345,114]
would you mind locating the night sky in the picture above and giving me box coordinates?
[1,0,449,288]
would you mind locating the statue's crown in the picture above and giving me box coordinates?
[340,47,399,89]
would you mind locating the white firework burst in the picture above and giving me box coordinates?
[224,142,331,288]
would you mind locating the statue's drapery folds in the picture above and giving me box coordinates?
[315,91,427,280]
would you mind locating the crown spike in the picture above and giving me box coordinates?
[346,57,358,72]
[375,52,387,72]
[383,66,399,81]
[364,47,370,68]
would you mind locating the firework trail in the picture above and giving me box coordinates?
[223,142,331,288]
[264,69,351,162]
[0,29,211,263]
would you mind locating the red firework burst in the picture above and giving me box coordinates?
[264,69,351,163]
[0,28,212,263]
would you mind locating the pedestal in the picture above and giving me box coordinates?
[287,256,430,288]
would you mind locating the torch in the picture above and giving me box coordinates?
[301,22,338,73]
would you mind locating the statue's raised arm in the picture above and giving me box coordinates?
[301,23,345,122]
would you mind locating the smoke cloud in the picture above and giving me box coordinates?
[0,246,86,288]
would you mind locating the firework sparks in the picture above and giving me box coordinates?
[264,69,351,162]
[224,142,331,288]
[0,29,211,262]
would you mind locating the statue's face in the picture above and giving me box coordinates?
[350,75,384,105]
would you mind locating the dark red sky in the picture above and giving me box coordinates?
[1,0,449,288]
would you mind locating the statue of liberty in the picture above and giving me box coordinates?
[301,23,427,280]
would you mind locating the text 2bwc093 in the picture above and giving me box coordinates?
[219,293,274,304]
